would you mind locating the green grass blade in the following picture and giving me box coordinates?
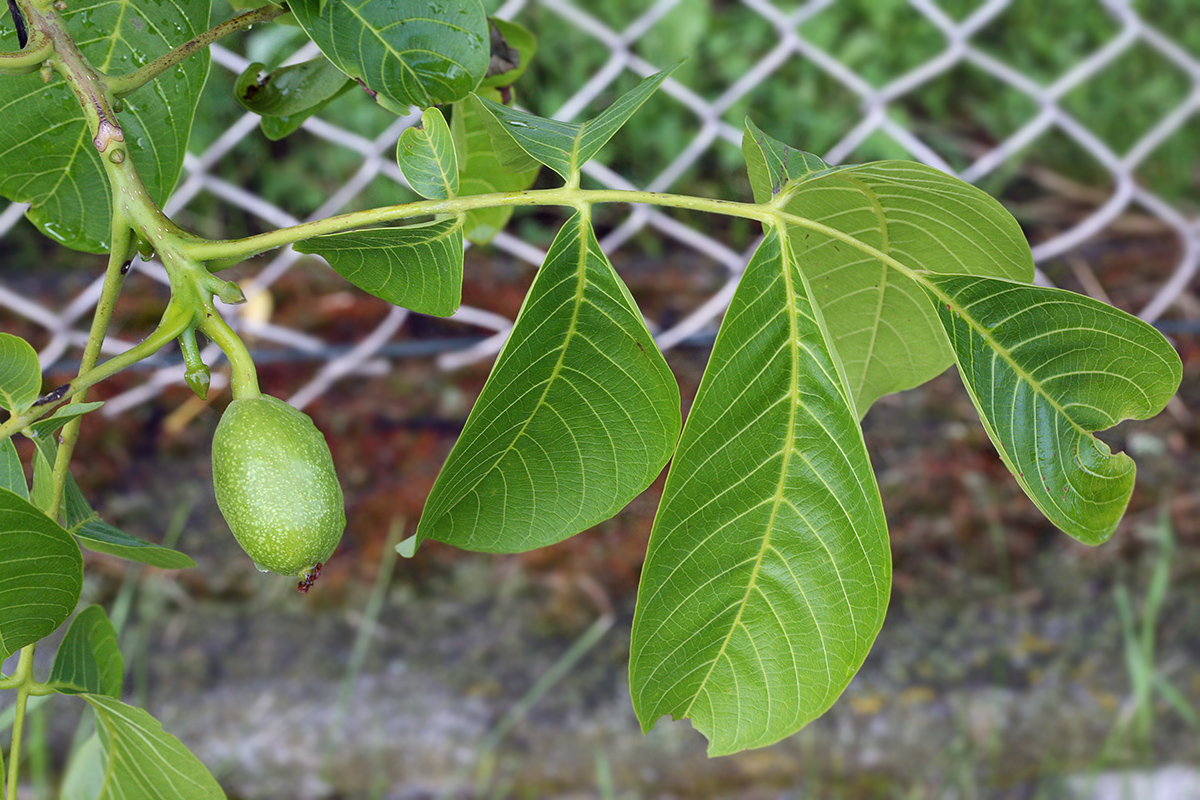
[416,211,681,552]
[629,228,890,755]
[927,275,1182,544]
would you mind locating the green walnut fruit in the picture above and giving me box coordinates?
[212,395,345,587]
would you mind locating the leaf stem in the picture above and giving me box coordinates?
[0,303,193,444]
[199,312,260,401]
[0,26,50,74]
[105,4,288,97]
[186,188,775,265]
[5,646,35,800]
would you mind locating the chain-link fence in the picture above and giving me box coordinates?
[2,0,1197,415]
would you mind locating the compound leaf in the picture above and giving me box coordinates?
[397,106,458,199]
[742,122,1034,416]
[0,488,84,662]
[49,605,123,697]
[84,695,225,799]
[416,211,681,552]
[296,217,464,317]
[472,65,676,181]
[629,227,890,756]
[927,275,1182,544]
[0,332,40,413]
[290,0,490,114]
[0,0,211,253]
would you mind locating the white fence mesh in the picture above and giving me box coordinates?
[2,0,1197,414]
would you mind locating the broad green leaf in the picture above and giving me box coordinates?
[49,605,123,697]
[26,402,105,438]
[472,65,676,181]
[0,332,40,412]
[479,18,536,90]
[449,94,539,244]
[417,211,681,552]
[629,228,890,756]
[397,106,458,199]
[926,274,1182,545]
[290,0,491,114]
[741,123,1034,416]
[31,434,56,513]
[84,695,225,799]
[295,218,464,317]
[70,516,197,570]
[0,0,212,253]
[235,56,354,140]
[0,488,84,661]
[0,438,27,500]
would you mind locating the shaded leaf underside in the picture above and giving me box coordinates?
[630,228,890,756]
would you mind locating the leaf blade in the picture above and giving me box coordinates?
[85,695,225,799]
[629,228,890,755]
[49,605,123,697]
[0,0,211,252]
[416,211,681,552]
[0,332,41,413]
[295,218,464,317]
[927,274,1182,544]
[397,106,459,199]
[290,0,490,113]
[0,488,84,661]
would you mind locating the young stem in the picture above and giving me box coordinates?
[0,26,51,74]
[0,303,193,444]
[105,4,288,97]
[5,646,35,800]
[199,312,260,401]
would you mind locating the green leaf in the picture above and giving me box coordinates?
[629,228,890,756]
[741,123,1034,416]
[0,438,27,500]
[49,605,123,697]
[397,106,458,199]
[84,695,225,799]
[472,65,677,181]
[417,211,681,552]
[926,275,1182,545]
[26,402,105,438]
[449,94,539,244]
[295,218,464,317]
[0,488,84,661]
[290,0,491,114]
[71,516,197,570]
[0,332,41,413]
[0,0,212,253]
[235,56,354,140]
[480,18,536,90]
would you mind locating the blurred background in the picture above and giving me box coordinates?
[2,0,1199,797]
